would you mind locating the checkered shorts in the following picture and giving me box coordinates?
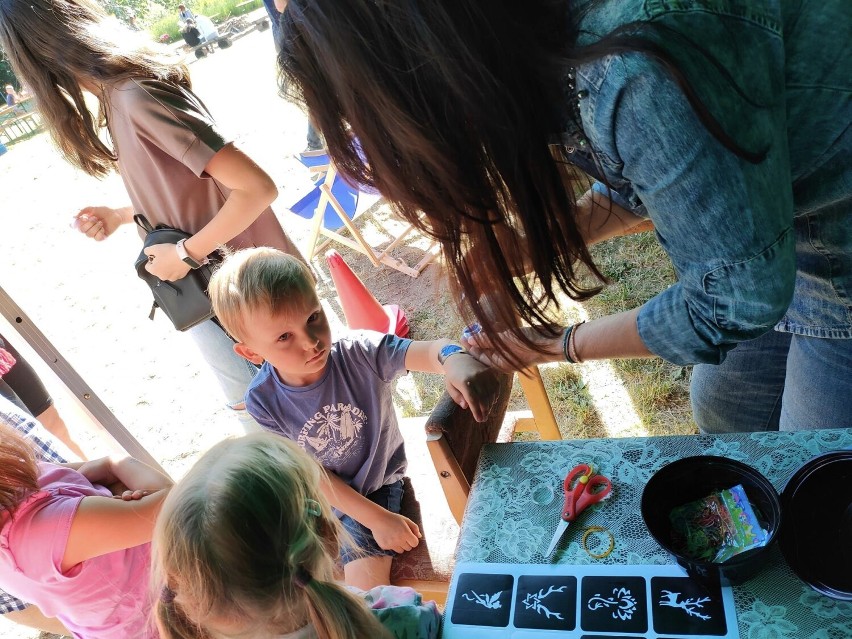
[0,398,67,614]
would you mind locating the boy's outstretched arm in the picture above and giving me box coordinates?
[405,340,501,422]
[320,470,421,554]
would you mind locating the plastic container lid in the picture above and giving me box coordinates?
[780,451,852,600]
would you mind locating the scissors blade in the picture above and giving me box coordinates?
[545,519,570,557]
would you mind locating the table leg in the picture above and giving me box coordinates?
[516,365,561,440]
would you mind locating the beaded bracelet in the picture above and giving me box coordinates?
[568,320,585,363]
[562,325,576,363]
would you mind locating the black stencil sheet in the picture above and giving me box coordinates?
[514,575,577,631]
[651,576,727,636]
[450,573,514,627]
[581,575,649,634]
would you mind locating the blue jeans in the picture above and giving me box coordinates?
[187,319,260,430]
[338,479,404,565]
[691,329,852,433]
[261,0,282,51]
[306,121,323,150]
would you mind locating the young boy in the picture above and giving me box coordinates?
[209,247,500,589]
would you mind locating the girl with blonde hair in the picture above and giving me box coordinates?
[0,0,303,425]
[152,432,440,639]
[0,415,172,638]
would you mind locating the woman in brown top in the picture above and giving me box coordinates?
[0,0,303,422]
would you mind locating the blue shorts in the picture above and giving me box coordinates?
[339,479,404,565]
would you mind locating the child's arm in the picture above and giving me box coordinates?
[144,143,278,282]
[320,471,421,553]
[61,456,173,572]
[404,340,500,422]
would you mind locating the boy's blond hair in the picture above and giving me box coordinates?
[209,248,316,343]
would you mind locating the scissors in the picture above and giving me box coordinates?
[545,463,612,557]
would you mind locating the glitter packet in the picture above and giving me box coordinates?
[669,484,769,563]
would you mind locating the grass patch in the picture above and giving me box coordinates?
[317,206,695,438]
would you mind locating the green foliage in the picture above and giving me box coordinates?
[147,0,263,44]
[101,0,169,21]
[0,51,16,89]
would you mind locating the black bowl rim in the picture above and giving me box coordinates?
[779,450,852,599]
[641,455,781,568]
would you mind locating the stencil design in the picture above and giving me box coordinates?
[522,585,567,620]
[659,590,712,620]
[588,587,638,620]
[462,590,503,609]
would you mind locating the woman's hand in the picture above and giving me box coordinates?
[72,206,132,241]
[143,243,191,281]
[463,326,564,373]
[442,354,501,422]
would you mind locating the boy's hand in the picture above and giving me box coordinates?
[368,510,422,554]
[443,353,501,422]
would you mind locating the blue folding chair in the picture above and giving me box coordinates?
[288,150,439,278]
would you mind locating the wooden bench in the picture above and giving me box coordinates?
[0,106,41,143]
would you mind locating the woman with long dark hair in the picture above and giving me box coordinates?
[277,0,851,433]
[0,0,304,425]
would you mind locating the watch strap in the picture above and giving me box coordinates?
[175,238,205,269]
[438,343,466,366]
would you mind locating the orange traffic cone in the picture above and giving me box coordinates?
[326,250,410,338]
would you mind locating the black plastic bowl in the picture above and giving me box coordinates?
[641,455,782,585]
[780,451,852,600]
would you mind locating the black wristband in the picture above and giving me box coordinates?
[562,325,576,363]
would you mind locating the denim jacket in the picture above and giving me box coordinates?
[565,0,851,365]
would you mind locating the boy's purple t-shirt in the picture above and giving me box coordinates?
[0,463,154,639]
[245,330,412,496]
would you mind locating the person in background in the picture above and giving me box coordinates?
[277,0,851,433]
[177,3,194,24]
[272,0,324,152]
[208,248,500,590]
[4,84,17,107]
[0,0,305,430]
[0,334,87,460]
[152,432,440,639]
[3,84,24,114]
[180,18,215,55]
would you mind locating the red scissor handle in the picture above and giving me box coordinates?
[561,463,612,522]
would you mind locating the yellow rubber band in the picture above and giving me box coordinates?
[582,526,615,559]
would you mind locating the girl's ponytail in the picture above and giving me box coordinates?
[155,596,210,639]
[303,577,392,639]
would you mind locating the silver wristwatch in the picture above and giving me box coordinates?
[175,238,206,269]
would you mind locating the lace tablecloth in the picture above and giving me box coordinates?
[456,429,852,639]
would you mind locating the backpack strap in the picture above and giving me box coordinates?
[133,214,155,235]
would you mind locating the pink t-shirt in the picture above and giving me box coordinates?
[0,463,154,639]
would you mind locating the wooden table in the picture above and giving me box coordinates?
[450,429,852,637]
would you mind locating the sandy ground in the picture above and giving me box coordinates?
[0,28,459,638]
